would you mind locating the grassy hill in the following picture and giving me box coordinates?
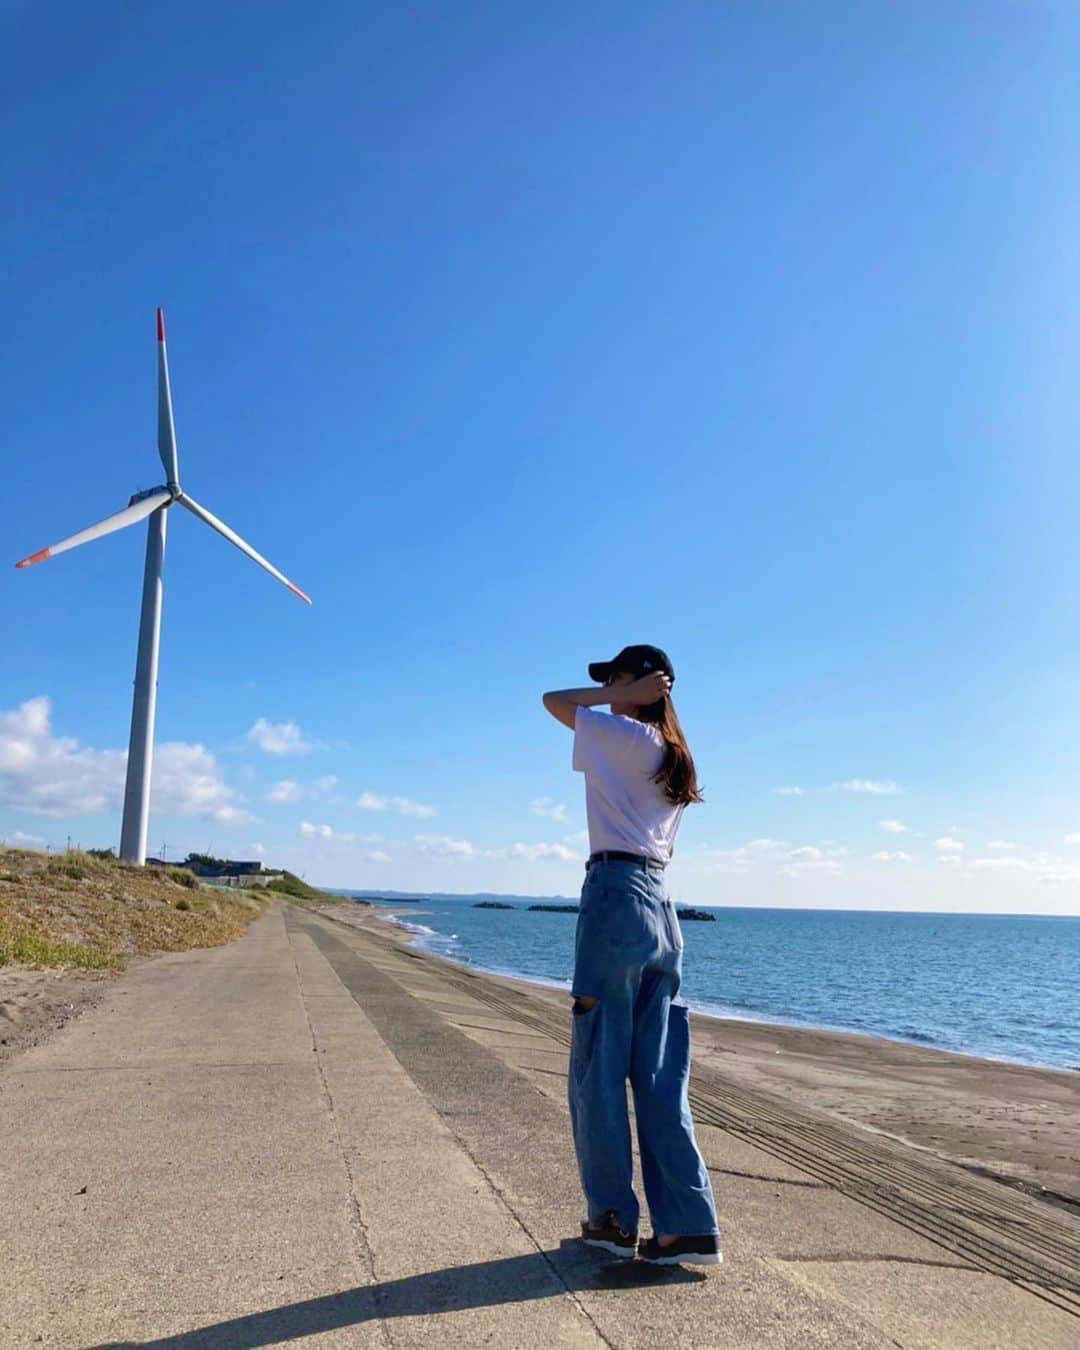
[260,869,326,901]
[0,848,341,971]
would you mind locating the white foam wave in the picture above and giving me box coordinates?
[378,912,462,960]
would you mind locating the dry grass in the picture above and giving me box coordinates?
[0,847,273,971]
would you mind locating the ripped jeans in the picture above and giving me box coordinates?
[568,858,719,1238]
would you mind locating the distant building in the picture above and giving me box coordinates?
[216,871,279,889]
[186,858,263,878]
[226,859,263,876]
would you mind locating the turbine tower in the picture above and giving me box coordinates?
[15,310,311,864]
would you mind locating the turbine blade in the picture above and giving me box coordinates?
[176,492,311,604]
[14,490,172,569]
[157,308,179,486]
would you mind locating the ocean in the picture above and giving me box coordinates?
[342,892,1080,1072]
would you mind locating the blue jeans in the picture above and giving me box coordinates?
[568,858,719,1237]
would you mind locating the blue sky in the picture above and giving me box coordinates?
[3,3,1079,913]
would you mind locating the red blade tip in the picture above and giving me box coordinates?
[288,582,312,605]
[15,548,51,569]
[156,308,165,342]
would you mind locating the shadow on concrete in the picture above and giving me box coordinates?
[87,1241,706,1348]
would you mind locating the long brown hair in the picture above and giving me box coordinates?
[634,697,703,806]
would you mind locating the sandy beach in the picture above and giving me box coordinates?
[330,900,1080,1210]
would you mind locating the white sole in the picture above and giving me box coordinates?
[641,1250,723,1266]
[583,1237,637,1259]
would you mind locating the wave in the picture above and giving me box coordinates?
[891,1026,938,1045]
[378,913,464,961]
[381,917,440,938]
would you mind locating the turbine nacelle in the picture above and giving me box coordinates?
[129,486,175,508]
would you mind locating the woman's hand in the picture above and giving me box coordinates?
[620,672,672,705]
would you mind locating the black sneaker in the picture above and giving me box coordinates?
[638,1233,722,1266]
[580,1211,638,1259]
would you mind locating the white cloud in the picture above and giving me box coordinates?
[507,841,579,863]
[969,855,1080,883]
[774,786,805,797]
[938,854,963,866]
[0,697,252,824]
[531,797,569,823]
[415,833,478,859]
[366,850,392,864]
[872,850,912,863]
[782,857,842,877]
[987,840,1018,849]
[356,791,388,811]
[879,819,908,834]
[246,719,312,755]
[410,833,581,864]
[0,696,52,755]
[562,829,589,848]
[696,838,784,871]
[153,743,257,824]
[268,775,339,805]
[212,804,257,825]
[836,779,903,795]
[1065,833,1080,846]
[935,837,964,853]
[250,842,266,857]
[297,821,385,849]
[698,837,844,876]
[696,838,782,872]
[391,796,436,819]
[356,791,436,818]
[8,830,45,846]
[1,696,124,814]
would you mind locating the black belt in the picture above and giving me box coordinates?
[586,850,667,869]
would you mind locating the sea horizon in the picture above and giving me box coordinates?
[334,886,1080,922]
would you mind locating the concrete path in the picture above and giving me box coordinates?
[1,901,1077,1349]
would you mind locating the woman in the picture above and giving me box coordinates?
[542,644,721,1267]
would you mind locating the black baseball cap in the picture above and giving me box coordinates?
[588,644,675,686]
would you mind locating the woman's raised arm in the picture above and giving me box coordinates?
[542,673,671,729]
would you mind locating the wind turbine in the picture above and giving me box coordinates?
[15,309,311,864]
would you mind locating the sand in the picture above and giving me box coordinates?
[322,901,1080,1210]
[0,962,115,1065]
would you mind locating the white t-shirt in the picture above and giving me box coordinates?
[572,706,684,862]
